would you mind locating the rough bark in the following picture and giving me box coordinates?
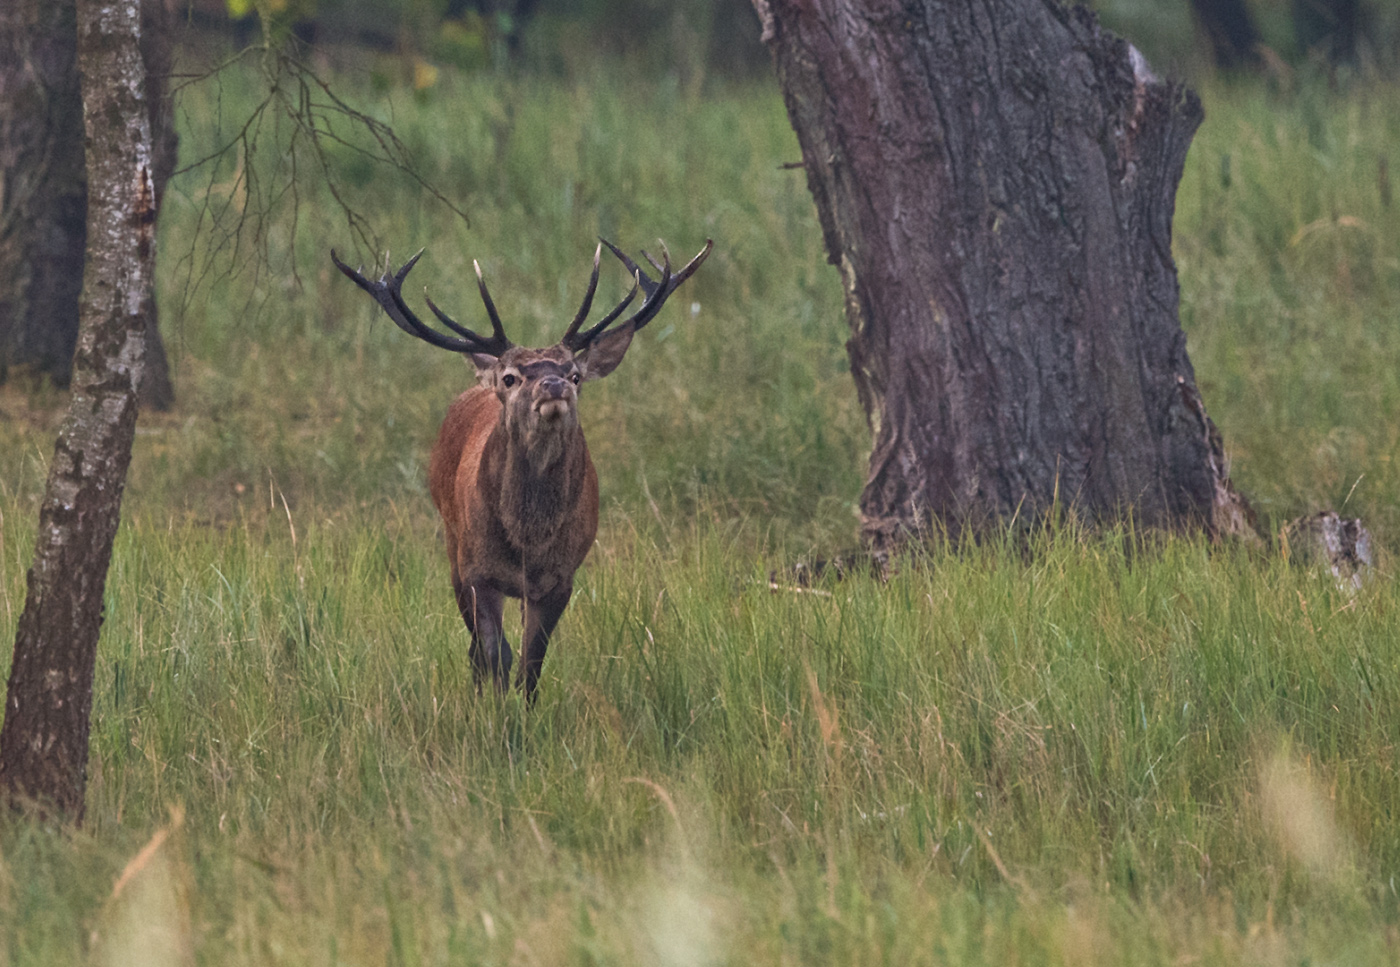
[0,0,156,820]
[1282,511,1373,591]
[0,0,174,409]
[757,0,1254,551]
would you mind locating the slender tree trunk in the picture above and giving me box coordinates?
[755,0,1255,552]
[0,0,174,409]
[0,0,86,388]
[0,0,155,820]
[139,0,176,411]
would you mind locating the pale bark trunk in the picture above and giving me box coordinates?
[756,0,1256,551]
[0,0,156,820]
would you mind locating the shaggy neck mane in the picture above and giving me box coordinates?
[490,423,586,550]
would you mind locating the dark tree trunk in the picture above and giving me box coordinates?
[1292,0,1359,65]
[0,0,87,388]
[0,0,174,410]
[0,0,156,820]
[755,0,1255,551]
[1189,0,1262,69]
[138,0,176,412]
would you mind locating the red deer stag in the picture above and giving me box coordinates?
[331,239,711,700]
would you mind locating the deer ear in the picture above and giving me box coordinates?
[575,322,636,382]
[468,353,499,384]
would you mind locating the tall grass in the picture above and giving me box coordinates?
[1,49,1399,966]
[1178,79,1400,536]
[129,60,864,552]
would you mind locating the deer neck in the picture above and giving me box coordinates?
[486,416,586,550]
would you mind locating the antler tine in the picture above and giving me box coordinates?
[597,238,671,323]
[331,248,509,356]
[560,243,604,347]
[566,275,640,350]
[597,237,713,336]
[413,270,509,354]
[423,292,481,340]
[627,262,674,328]
[472,260,512,353]
[384,249,430,325]
[561,238,713,351]
[424,280,511,354]
[666,238,711,289]
[641,243,667,276]
[599,238,647,293]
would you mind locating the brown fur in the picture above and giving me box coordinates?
[429,382,599,604]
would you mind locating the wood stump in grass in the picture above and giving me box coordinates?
[1283,512,1374,591]
[754,0,1258,553]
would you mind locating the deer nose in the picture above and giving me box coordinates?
[534,376,574,420]
[537,375,571,400]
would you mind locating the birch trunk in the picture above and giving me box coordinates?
[0,0,156,820]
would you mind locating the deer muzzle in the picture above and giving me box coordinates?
[533,376,575,422]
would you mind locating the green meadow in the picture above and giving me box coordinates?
[1,48,1399,965]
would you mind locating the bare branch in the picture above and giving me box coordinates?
[167,39,470,315]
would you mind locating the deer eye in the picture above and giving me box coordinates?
[501,373,517,388]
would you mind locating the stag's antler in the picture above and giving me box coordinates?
[331,249,513,357]
[560,238,713,352]
[558,243,638,350]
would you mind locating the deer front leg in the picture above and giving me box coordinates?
[455,578,512,692]
[518,584,572,703]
